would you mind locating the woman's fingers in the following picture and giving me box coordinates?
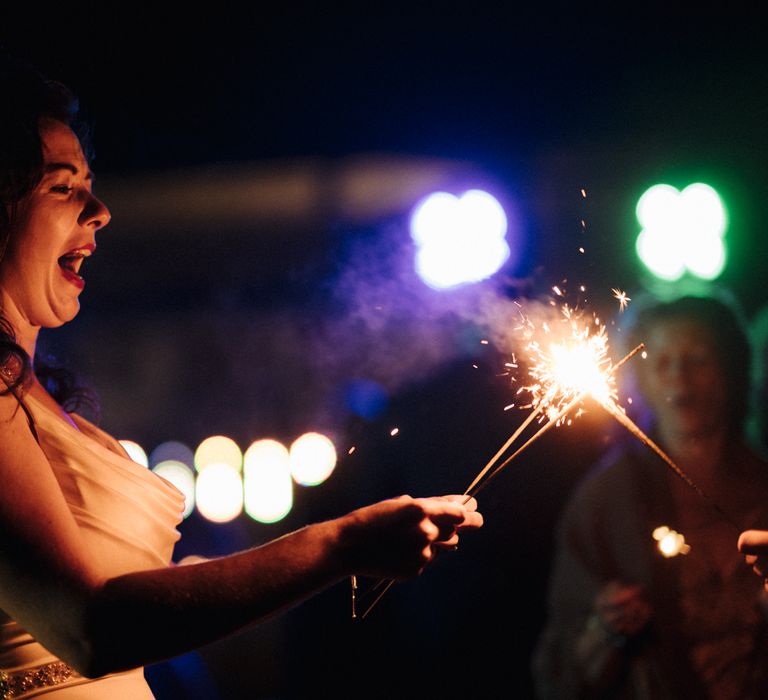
[343,494,483,579]
[737,531,768,588]
[738,529,768,555]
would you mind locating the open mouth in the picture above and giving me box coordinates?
[58,247,93,284]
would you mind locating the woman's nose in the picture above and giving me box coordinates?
[79,191,111,230]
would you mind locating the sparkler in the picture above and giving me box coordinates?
[357,291,739,619]
[358,301,644,619]
[464,307,645,500]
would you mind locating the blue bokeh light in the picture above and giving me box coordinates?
[344,379,388,420]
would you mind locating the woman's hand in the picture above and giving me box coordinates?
[738,530,768,589]
[337,494,482,580]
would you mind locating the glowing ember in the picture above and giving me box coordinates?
[653,526,691,558]
[612,287,631,312]
[390,428,400,437]
[348,446,356,455]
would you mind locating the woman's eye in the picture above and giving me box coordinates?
[51,185,73,194]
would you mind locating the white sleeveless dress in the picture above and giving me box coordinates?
[0,393,184,698]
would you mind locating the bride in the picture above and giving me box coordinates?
[0,56,481,698]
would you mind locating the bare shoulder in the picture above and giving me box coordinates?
[0,389,37,452]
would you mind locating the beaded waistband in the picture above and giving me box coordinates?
[0,661,81,699]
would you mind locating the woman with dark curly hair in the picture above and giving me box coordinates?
[0,55,482,698]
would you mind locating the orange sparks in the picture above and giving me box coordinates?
[516,304,617,426]
[612,288,631,312]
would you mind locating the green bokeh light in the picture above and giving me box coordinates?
[635,183,727,281]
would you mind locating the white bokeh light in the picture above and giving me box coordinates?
[119,440,148,468]
[410,189,510,289]
[153,460,196,518]
[195,463,243,523]
[243,439,293,523]
[289,432,337,486]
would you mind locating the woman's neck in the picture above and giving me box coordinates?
[0,291,39,359]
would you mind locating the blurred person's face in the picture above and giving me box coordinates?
[0,119,110,331]
[638,318,729,444]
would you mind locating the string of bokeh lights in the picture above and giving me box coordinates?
[119,433,337,524]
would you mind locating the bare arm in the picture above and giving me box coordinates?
[0,394,481,677]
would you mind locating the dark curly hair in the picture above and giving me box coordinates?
[0,50,97,413]
[627,293,751,440]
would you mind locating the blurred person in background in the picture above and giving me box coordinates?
[533,294,768,699]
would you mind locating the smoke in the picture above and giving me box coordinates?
[303,232,565,435]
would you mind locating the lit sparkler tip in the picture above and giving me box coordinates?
[389,428,399,437]
[653,525,691,557]
[348,446,356,455]
[581,188,587,198]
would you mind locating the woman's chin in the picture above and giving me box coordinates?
[43,301,81,328]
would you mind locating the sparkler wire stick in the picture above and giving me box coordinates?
[358,403,566,619]
[358,342,649,619]
[600,400,741,533]
[465,342,646,500]
[359,579,395,620]
[466,394,582,500]
[462,403,546,497]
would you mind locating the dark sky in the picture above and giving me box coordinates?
[5,6,768,174]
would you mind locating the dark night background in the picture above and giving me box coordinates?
[3,5,768,698]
